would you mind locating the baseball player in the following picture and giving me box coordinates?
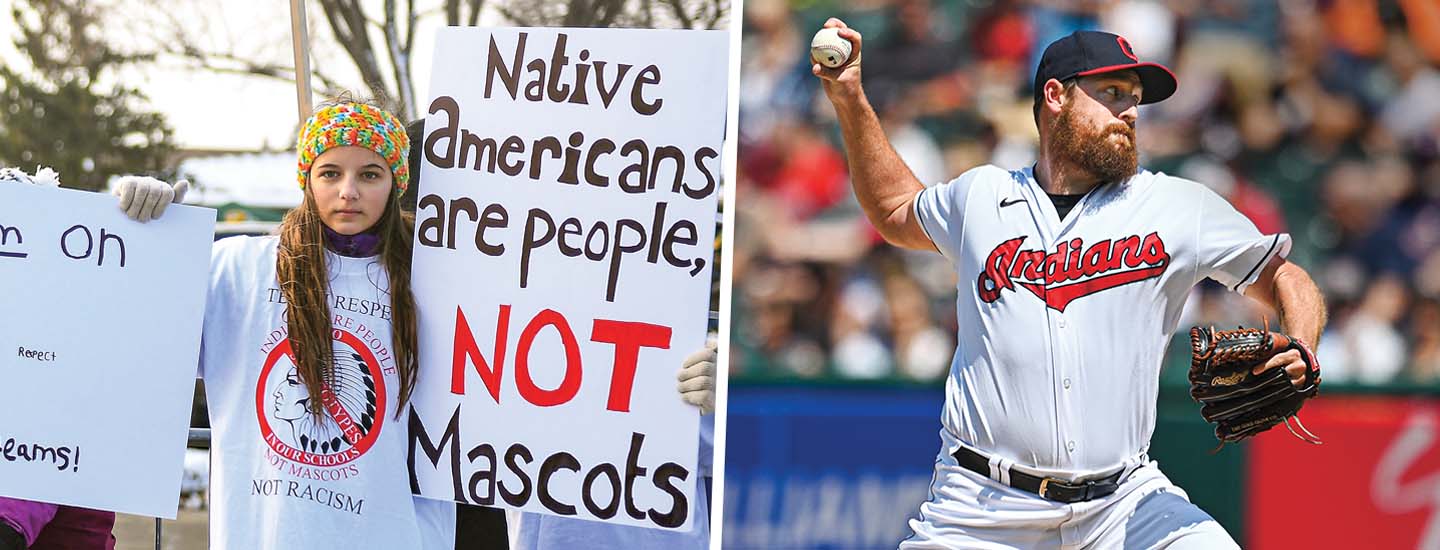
[812,20,1328,549]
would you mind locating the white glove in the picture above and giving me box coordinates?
[0,166,60,186]
[677,340,717,415]
[113,176,189,223]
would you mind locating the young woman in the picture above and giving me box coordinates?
[123,101,720,549]
[119,99,455,549]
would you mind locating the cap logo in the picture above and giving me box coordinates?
[1117,36,1138,62]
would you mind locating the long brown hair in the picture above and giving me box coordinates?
[277,174,418,420]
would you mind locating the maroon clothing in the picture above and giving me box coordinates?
[0,497,115,550]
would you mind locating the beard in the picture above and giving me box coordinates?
[1050,104,1138,182]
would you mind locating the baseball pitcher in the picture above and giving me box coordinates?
[812,20,1328,550]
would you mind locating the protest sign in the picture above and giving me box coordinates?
[407,27,727,531]
[0,184,215,518]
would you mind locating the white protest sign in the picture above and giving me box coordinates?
[0,183,215,519]
[408,27,726,531]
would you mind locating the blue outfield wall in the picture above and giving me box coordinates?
[722,384,947,550]
[720,382,1250,550]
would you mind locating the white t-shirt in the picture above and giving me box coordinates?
[913,166,1290,477]
[200,236,455,550]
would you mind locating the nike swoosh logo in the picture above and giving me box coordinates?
[1000,198,1026,207]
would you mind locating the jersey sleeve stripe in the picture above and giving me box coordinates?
[1231,234,1280,292]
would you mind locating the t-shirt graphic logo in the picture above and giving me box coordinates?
[256,328,387,467]
[976,233,1170,312]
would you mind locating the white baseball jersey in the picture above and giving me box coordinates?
[913,165,1290,478]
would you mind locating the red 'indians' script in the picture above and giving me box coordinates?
[977,233,1170,312]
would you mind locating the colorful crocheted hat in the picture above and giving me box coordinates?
[296,102,410,195]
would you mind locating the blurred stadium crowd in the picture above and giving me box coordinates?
[731,0,1440,385]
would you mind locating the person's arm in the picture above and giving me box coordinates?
[812,18,932,251]
[0,497,59,550]
[1244,256,1328,385]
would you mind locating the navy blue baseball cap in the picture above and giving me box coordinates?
[1033,30,1177,105]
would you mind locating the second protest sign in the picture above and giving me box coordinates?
[408,27,727,531]
[0,184,214,518]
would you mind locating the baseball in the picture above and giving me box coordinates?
[810,28,853,69]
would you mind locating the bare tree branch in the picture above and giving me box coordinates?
[167,50,345,91]
[599,0,628,27]
[316,0,389,106]
[149,7,346,94]
[467,0,483,26]
[706,0,726,29]
[560,0,585,27]
[495,4,533,26]
[381,0,415,118]
[126,0,724,136]
[640,0,654,28]
[444,0,485,26]
[662,0,693,28]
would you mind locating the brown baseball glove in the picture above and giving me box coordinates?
[1188,320,1322,445]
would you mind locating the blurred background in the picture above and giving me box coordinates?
[725,0,1440,548]
[0,1,727,548]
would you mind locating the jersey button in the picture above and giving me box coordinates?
[1063,378,1072,389]
[1058,319,1067,328]
[1067,441,1076,452]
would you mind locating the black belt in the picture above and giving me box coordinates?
[952,446,1125,503]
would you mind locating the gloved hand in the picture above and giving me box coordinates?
[677,339,717,415]
[112,176,189,223]
[1188,321,1322,445]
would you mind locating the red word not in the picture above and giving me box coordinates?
[451,304,671,412]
